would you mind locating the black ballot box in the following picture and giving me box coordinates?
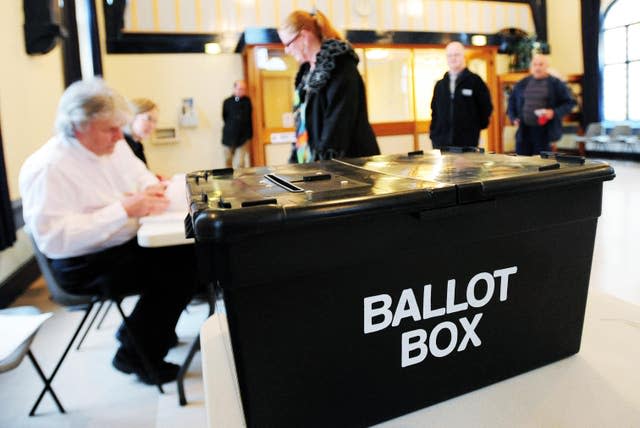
[186,151,615,428]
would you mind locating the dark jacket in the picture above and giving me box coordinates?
[507,74,575,144]
[429,68,493,148]
[124,133,147,166]
[291,40,379,162]
[222,95,253,148]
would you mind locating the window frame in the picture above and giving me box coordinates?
[602,0,640,122]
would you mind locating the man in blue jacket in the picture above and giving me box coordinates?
[430,41,493,149]
[507,54,576,155]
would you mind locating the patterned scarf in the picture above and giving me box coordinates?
[293,39,359,163]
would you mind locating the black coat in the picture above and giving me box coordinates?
[429,68,493,148]
[124,133,147,166]
[507,74,576,145]
[291,40,379,162]
[222,96,253,148]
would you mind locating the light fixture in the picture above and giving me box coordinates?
[471,35,487,47]
[365,49,389,60]
[405,0,424,17]
[204,42,221,55]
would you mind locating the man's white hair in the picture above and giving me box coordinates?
[55,77,131,137]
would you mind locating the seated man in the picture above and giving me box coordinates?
[19,78,196,385]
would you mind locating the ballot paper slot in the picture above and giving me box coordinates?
[264,174,305,193]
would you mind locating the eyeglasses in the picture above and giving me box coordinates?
[283,32,301,48]
[142,114,158,124]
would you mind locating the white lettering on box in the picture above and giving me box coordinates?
[457,313,483,351]
[429,321,458,357]
[422,284,446,320]
[363,294,392,334]
[363,266,518,367]
[392,288,422,327]
[467,272,495,308]
[446,279,469,313]
[494,266,518,301]
[401,329,428,367]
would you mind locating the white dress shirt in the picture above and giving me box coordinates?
[19,134,159,259]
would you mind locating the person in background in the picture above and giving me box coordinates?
[507,53,576,155]
[124,98,158,166]
[19,78,196,385]
[429,41,493,149]
[221,80,252,168]
[278,9,379,163]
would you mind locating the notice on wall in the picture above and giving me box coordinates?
[282,112,294,128]
[270,132,296,144]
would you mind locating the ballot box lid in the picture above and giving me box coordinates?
[185,151,614,242]
[186,158,454,242]
[343,150,615,203]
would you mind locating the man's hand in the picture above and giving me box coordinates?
[122,185,170,218]
[144,182,168,195]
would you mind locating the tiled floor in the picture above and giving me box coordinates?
[1,158,638,427]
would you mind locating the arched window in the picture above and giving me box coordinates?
[602,0,640,121]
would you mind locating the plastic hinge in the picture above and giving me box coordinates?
[538,163,561,172]
[208,167,234,177]
[241,198,278,208]
[539,152,586,165]
[440,146,484,153]
[301,174,331,182]
[556,154,586,164]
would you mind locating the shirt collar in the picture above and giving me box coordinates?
[61,134,105,162]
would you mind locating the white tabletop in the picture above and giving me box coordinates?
[200,289,640,427]
[137,174,194,248]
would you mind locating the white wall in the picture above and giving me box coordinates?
[0,4,64,200]
[0,2,64,283]
[547,0,584,76]
[95,2,243,177]
[102,53,242,176]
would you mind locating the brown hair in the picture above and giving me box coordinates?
[128,98,157,115]
[281,10,343,41]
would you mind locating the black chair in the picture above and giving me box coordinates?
[27,233,166,415]
[75,300,112,351]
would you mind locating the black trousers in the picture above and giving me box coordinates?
[50,239,197,361]
[516,124,551,156]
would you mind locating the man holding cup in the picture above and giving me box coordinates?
[507,54,576,155]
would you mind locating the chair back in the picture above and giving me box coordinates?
[27,233,94,307]
[584,122,602,137]
[0,306,46,373]
[610,124,633,139]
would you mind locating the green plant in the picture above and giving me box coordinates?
[510,36,548,72]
